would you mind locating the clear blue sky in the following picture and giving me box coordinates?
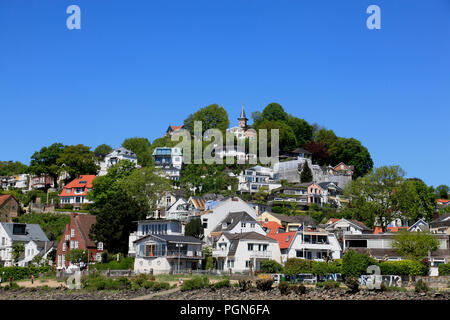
[1,0,449,187]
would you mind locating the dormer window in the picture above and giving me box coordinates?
[222,223,227,230]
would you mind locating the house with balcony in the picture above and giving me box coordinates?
[0,222,53,267]
[237,166,281,194]
[268,184,309,210]
[212,231,281,273]
[429,213,450,235]
[58,175,96,209]
[152,147,183,181]
[6,174,29,190]
[98,147,138,176]
[325,218,372,249]
[209,211,266,239]
[343,233,450,266]
[276,231,342,263]
[131,219,202,274]
[30,174,55,190]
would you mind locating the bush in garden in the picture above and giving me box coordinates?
[255,279,274,291]
[414,279,429,293]
[213,278,230,289]
[238,279,252,291]
[323,280,340,290]
[260,260,284,274]
[0,266,51,282]
[283,258,313,276]
[278,282,291,295]
[151,281,170,291]
[341,250,378,277]
[180,276,209,291]
[292,284,306,295]
[345,277,360,293]
[438,263,450,276]
[327,259,342,274]
[378,260,427,276]
[311,261,329,276]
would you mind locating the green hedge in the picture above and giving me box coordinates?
[378,260,427,276]
[92,257,134,270]
[284,258,342,276]
[0,266,51,281]
[341,250,378,277]
[438,263,450,276]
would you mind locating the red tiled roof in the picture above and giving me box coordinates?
[0,194,17,207]
[267,231,296,249]
[73,213,97,248]
[59,175,96,197]
[261,221,284,235]
[437,199,450,204]
[169,125,184,132]
[373,226,408,234]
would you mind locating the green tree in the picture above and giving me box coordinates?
[94,144,113,157]
[56,144,99,180]
[260,260,284,273]
[286,115,313,148]
[300,161,313,183]
[87,160,136,213]
[346,165,406,231]
[314,128,338,150]
[341,249,377,277]
[395,179,436,223]
[117,167,172,217]
[260,102,288,123]
[12,242,25,265]
[65,249,88,265]
[184,104,230,136]
[185,218,204,240]
[122,137,153,167]
[90,192,149,254]
[392,230,439,261]
[29,143,66,188]
[254,119,297,152]
[436,185,449,199]
[0,161,28,176]
[327,137,373,178]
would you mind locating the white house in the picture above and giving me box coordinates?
[98,147,138,176]
[209,211,266,236]
[130,219,202,274]
[165,198,191,222]
[237,166,281,193]
[0,223,53,267]
[201,197,258,242]
[325,219,372,236]
[282,231,342,262]
[408,218,429,232]
[212,231,281,273]
[152,147,183,181]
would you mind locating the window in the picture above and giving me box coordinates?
[245,260,251,268]
[241,222,246,228]
[62,243,67,251]
[66,188,71,193]
[71,228,75,237]
[74,241,79,249]
[250,223,255,228]
[70,241,74,249]
[296,250,303,258]
[65,235,70,241]
[247,244,253,251]
[97,242,103,250]
[1,237,5,246]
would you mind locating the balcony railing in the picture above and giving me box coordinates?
[249,250,272,258]
[213,250,228,257]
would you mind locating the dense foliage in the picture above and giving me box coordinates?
[14,213,70,242]
[184,218,204,240]
[392,230,439,261]
[341,250,377,277]
[437,263,450,275]
[0,161,28,176]
[0,266,51,281]
[260,260,284,273]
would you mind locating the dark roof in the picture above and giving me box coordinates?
[222,231,277,257]
[327,219,371,232]
[429,213,450,228]
[268,212,317,227]
[212,211,256,232]
[134,234,203,244]
[290,148,312,155]
[72,214,97,248]
[1,223,49,242]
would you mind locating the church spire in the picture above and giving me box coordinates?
[238,105,248,128]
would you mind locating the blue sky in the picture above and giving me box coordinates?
[0,0,449,187]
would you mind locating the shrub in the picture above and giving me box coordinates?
[0,266,51,282]
[256,279,274,291]
[341,250,378,277]
[284,258,312,276]
[414,279,429,293]
[345,277,360,293]
[278,282,291,295]
[292,284,306,295]
[151,281,170,291]
[438,263,450,276]
[378,260,427,276]
[213,279,230,289]
[180,276,209,292]
[385,285,406,292]
[4,282,21,291]
[131,273,149,287]
[238,279,252,291]
[323,280,340,290]
[93,257,134,270]
[311,261,329,276]
[260,260,284,274]
[327,259,342,274]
